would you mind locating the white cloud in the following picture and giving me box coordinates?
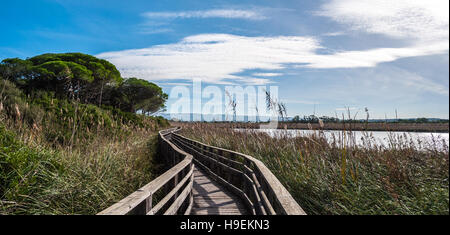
[310,0,449,71]
[317,0,449,42]
[142,9,267,20]
[322,31,345,37]
[403,72,448,96]
[98,1,448,90]
[369,65,449,96]
[138,28,173,35]
[252,73,283,77]
[303,41,449,69]
[98,33,448,90]
[239,77,275,85]
[97,34,320,84]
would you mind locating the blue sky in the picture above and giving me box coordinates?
[1,0,448,119]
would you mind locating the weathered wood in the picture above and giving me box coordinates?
[173,135,243,170]
[98,128,194,215]
[241,164,274,214]
[164,176,194,215]
[250,171,275,215]
[184,194,194,215]
[191,167,248,215]
[99,127,305,216]
[147,165,194,215]
[193,157,255,214]
[185,143,243,177]
[172,132,306,215]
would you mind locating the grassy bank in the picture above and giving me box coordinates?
[179,123,449,215]
[0,80,169,215]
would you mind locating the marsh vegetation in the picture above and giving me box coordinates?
[0,53,169,214]
[179,123,449,215]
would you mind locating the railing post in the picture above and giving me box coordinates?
[146,194,153,214]
[173,172,179,206]
[172,146,176,167]
[211,146,218,174]
[165,140,169,165]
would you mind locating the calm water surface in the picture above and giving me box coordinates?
[236,129,449,151]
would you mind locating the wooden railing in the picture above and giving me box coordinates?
[98,128,194,215]
[170,132,306,215]
[98,127,306,215]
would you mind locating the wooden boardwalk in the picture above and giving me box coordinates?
[98,128,306,215]
[191,167,248,215]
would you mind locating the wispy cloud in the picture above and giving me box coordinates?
[374,65,449,96]
[97,34,320,84]
[136,8,266,35]
[310,0,449,70]
[138,28,173,35]
[252,73,283,77]
[98,33,448,91]
[237,77,275,85]
[302,41,448,69]
[0,47,28,58]
[142,9,267,20]
[317,0,449,43]
[97,0,448,97]
[335,107,358,111]
[321,31,345,37]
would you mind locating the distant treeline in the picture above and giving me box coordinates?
[172,115,449,124]
[0,53,167,114]
[174,121,449,133]
[290,115,449,124]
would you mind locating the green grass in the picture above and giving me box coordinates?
[0,121,164,215]
[179,123,449,215]
[0,80,169,215]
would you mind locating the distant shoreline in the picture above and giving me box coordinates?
[172,122,450,133]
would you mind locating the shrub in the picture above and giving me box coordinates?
[0,74,170,214]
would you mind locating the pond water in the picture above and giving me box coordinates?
[236,129,449,151]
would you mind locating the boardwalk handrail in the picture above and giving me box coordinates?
[98,127,305,215]
[171,132,306,215]
[98,127,194,215]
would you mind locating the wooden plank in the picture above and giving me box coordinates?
[164,175,194,215]
[173,135,244,170]
[184,194,194,215]
[178,141,243,178]
[242,164,273,215]
[98,128,193,215]
[191,208,248,215]
[192,158,256,215]
[100,127,305,216]
[193,198,246,209]
[249,170,275,215]
[174,133,306,215]
[242,172,266,215]
[193,190,235,198]
[252,162,306,215]
[191,167,248,215]
[147,165,194,215]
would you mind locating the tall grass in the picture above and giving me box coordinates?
[0,80,168,214]
[179,123,449,215]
